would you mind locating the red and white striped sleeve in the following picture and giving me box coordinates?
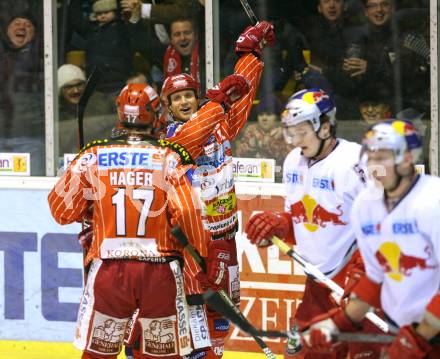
[183,251,205,294]
[167,166,210,258]
[165,101,226,161]
[48,161,90,225]
[227,53,264,139]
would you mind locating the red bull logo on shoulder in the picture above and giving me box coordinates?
[375,242,437,282]
[289,194,346,232]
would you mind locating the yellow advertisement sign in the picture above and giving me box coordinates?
[0,153,30,176]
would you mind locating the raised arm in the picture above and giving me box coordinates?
[227,21,275,139]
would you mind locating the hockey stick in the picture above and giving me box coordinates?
[270,236,389,333]
[76,66,102,284]
[171,226,277,359]
[239,0,259,25]
[203,289,395,344]
[77,66,102,148]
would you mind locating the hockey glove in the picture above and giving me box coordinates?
[235,21,275,56]
[341,253,365,304]
[196,240,231,291]
[301,308,361,354]
[78,225,93,251]
[245,211,291,247]
[205,74,250,110]
[384,325,432,359]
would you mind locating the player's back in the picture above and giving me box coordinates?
[50,138,184,265]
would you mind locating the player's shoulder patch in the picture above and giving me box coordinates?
[72,151,97,173]
[158,139,194,165]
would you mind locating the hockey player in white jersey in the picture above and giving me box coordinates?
[302,120,440,358]
[245,88,382,358]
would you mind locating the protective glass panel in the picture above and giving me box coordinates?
[56,0,205,170]
[0,0,45,176]
[220,0,431,181]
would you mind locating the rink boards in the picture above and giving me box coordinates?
[0,177,305,355]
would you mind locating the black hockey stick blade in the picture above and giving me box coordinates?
[77,66,103,149]
[204,287,395,346]
[171,226,206,272]
[203,289,257,336]
[203,289,277,359]
[239,0,259,25]
[335,333,395,344]
[252,329,395,344]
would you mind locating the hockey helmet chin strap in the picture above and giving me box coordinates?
[311,117,336,159]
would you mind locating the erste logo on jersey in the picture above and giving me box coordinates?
[285,171,303,184]
[361,222,381,236]
[97,148,163,170]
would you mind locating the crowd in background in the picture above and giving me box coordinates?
[0,0,431,177]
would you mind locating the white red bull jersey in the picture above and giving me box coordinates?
[283,139,366,276]
[351,174,440,328]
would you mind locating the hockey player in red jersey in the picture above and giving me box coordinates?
[48,83,210,359]
[302,120,440,359]
[160,21,275,358]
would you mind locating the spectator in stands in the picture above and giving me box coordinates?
[163,17,202,83]
[68,0,134,103]
[358,82,392,125]
[346,0,399,108]
[126,72,148,84]
[302,0,359,120]
[0,11,45,175]
[57,64,113,156]
[235,94,291,171]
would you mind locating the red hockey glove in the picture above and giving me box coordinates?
[205,74,250,110]
[78,225,93,251]
[301,308,361,355]
[245,211,291,247]
[384,325,432,359]
[235,21,275,56]
[196,240,231,291]
[341,253,365,304]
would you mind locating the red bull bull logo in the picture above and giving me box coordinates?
[289,195,346,232]
[301,90,329,105]
[375,242,437,282]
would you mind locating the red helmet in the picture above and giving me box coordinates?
[116,83,160,127]
[161,74,200,105]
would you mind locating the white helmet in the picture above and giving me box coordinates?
[363,120,423,164]
[281,88,336,132]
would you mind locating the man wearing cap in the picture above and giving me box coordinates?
[57,64,113,156]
